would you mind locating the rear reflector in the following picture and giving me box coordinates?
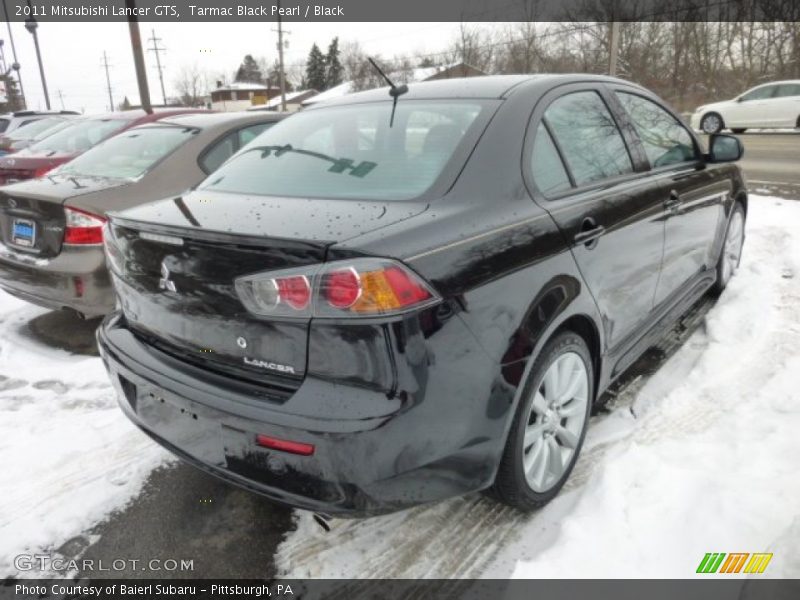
[255,434,315,456]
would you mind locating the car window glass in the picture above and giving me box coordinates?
[19,119,40,127]
[200,100,489,201]
[740,86,776,101]
[544,91,633,186]
[27,119,127,154]
[238,123,273,148]
[776,84,800,98]
[57,126,196,179]
[8,117,63,140]
[201,132,237,173]
[0,119,9,133]
[617,92,697,168]
[530,123,572,195]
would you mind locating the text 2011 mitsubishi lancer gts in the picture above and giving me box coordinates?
[99,75,747,516]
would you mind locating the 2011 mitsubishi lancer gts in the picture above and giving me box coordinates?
[98,75,747,517]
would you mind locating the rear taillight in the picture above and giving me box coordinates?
[235,258,440,319]
[64,206,106,245]
[32,165,55,178]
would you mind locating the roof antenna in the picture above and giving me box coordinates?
[368,57,408,127]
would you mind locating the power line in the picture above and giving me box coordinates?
[147,28,167,105]
[101,51,114,111]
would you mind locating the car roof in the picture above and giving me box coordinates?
[749,79,800,87]
[304,74,646,108]
[153,111,288,129]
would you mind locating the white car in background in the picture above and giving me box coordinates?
[691,80,800,134]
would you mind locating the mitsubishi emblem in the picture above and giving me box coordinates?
[158,261,177,292]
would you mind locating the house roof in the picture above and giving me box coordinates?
[212,82,270,93]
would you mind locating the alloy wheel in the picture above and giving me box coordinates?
[521,351,589,493]
[702,114,722,134]
[720,210,744,285]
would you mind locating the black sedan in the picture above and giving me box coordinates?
[98,75,746,516]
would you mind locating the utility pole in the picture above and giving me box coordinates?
[608,21,621,76]
[24,0,49,109]
[126,0,152,114]
[274,0,287,112]
[147,28,167,106]
[56,89,65,109]
[2,0,26,108]
[101,51,114,110]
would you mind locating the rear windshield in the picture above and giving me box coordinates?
[7,117,66,140]
[26,118,128,155]
[199,100,489,201]
[57,126,197,180]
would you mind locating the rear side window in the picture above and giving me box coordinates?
[200,132,237,173]
[740,86,776,101]
[238,122,273,147]
[776,84,800,98]
[200,100,489,201]
[530,123,571,195]
[0,119,9,133]
[200,123,278,173]
[616,92,697,168]
[545,91,633,186]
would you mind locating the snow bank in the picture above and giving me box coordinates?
[507,195,800,578]
[277,195,800,579]
[0,295,171,577]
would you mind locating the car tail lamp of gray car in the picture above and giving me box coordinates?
[64,206,106,245]
[236,258,441,319]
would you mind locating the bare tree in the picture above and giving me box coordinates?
[174,63,208,107]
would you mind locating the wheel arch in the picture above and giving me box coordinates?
[549,314,603,403]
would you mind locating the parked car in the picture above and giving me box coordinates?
[98,75,746,517]
[0,111,284,317]
[0,115,78,155]
[691,80,800,133]
[0,108,208,185]
[0,110,80,136]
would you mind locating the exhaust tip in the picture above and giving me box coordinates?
[312,513,332,532]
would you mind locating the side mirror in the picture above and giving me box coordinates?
[707,134,743,163]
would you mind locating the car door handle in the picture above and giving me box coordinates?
[574,218,606,247]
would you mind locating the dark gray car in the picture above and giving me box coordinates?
[0,111,286,317]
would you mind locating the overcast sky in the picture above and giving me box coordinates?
[2,21,493,113]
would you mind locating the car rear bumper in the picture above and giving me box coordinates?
[98,312,506,517]
[0,243,114,316]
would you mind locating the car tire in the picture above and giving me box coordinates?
[731,128,747,134]
[700,112,724,134]
[491,331,593,511]
[712,202,746,295]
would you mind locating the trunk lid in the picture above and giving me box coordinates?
[108,190,428,391]
[0,176,126,258]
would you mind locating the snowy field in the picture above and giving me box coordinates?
[1,194,798,579]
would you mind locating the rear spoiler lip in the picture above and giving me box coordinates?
[107,212,334,252]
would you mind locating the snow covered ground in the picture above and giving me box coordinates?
[276,194,800,579]
[0,194,798,579]
[0,296,172,577]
